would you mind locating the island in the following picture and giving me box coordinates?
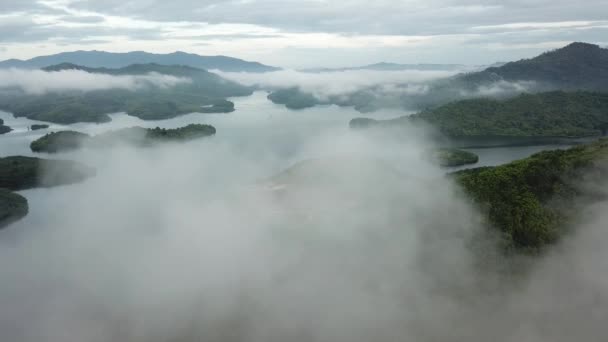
[0,156,95,190]
[30,124,49,131]
[30,124,217,153]
[0,189,28,229]
[434,148,479,167]
[0,156,95,229]
[0,63,253,124]
[0,118,12,134]
[267,88,320,110]
[30,131,90,153]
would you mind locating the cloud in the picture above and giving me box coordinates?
[64,0,608,38]
[0,125,481,341]
[471,20,608,31]
[216,68,460,99]
[0,1,607,68]
[0,121,608,341]
[0,68,191,95]
[462,80,537,97]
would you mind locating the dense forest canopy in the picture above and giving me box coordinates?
[351,91,608,139]
[454,139,608,251]
[0,156,94,190]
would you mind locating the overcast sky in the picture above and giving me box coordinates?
[0,0,606,68]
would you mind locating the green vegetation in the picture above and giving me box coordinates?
[409,91,608,138]
[0,156,94,190]
[0,118,12,134]
[92,124,216,147]
[31,124,216,153]
[267,88,319,110]
[435,148,479,167]
[0,156,95,229]
[454,139,608,251]
[351,91,608,139]
[30,124,49,130]
[0,63,253,124]
[0,189,28,229]
[30,131,89,153]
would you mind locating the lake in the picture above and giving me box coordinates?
[0,91,592,233]
[0,91,583,166]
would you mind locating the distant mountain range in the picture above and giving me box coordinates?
[0,50,280,73]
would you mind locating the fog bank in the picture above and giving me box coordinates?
[216,69,458,98]
[0,68,191,95]
[0,123,607,342]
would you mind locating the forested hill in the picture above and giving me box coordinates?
[0,63,253,124]
[480,42,608,90]
[455,139,608,251]
[351,91,608,139]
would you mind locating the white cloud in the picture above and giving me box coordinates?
[0,68,191,95]
[216,68,461,99]
[472,20,608,31]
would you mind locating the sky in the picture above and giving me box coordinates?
[0,0,607,68]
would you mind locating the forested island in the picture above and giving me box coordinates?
[435,148,479,167]
[0,63,253,124]
[30,131,89,153]
[0,119,12,134]
[0,156,94,190]
[30,124,216,153]
[30,124,49,131]
[0,156,95,228]
[0,189,28,229]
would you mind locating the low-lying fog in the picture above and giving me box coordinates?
[1,89,608,340]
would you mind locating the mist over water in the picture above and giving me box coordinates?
[1,92,608,341]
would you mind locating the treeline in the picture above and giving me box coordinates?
[454,139,608,251]
[351,91,608,139]
[30,124,217,153]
